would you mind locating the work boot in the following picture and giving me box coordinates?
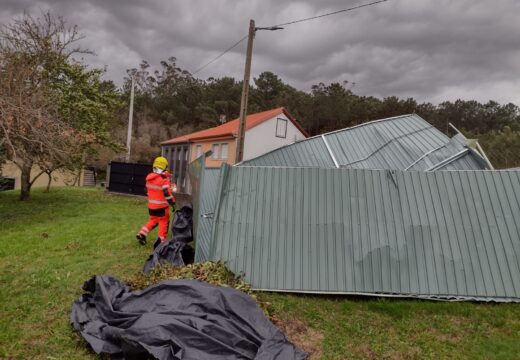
[136,233,147,245]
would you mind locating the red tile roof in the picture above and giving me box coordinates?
[161,107,308,145]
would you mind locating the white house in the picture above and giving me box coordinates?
[160,107,309,191]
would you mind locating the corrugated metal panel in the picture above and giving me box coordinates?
[243,135,335,167]
[193,168,221,262]
[240,114,489,171]
[187,153,224,263]
[208,166,520,301]
[408,135,486,171]
[327,115,446,169]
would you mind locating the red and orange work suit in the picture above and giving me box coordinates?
[138,171,176,243]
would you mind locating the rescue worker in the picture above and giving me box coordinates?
[136,156,176,245]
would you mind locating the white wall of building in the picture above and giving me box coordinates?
[243,114,306,161]
[1,160,85,189]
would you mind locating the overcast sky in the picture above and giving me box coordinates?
[1,0,519,105]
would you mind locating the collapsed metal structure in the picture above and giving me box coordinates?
[190,114,520,302]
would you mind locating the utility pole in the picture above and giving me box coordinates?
[235,19,255,163]
[125,76,135,162]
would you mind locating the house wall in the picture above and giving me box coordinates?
[161,139,235,193]
[1,160,85,190]
[190,138,236,168]
[160,113,306,192]
[243,114,307,161]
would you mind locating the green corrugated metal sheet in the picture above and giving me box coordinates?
[187,152,225,263]
[193,168,222,262]
[205,165,520,301]
[187,154,204,246]
[240,114,489,171]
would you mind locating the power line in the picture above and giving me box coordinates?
[271,0,389,27]
[192,34,248,75]
[191,0,389,75]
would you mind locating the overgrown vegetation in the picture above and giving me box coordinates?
[1,187,520,359]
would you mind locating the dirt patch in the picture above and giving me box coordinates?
[272,316,324,359]
[352,344,377,359]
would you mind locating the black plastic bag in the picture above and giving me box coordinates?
[143,204,194,273]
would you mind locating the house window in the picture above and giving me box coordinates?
[220,143,228,160]
[195,145,202,159]
[210,143,229,160]
[276,118,287,138]
[211,144,220,159]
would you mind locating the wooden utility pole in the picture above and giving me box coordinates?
[235,19,256,163]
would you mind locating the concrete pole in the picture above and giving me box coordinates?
[235,19,255,163]
[125,76,135,162]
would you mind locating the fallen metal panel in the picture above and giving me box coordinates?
[242,135,335,167]
[193,168,222,262]
[327,115,446,169]
[321,135,339,168]
[240,114,489,171]
[187,152,223,263]
[208,167,520,301]
[408,134,487,171]
[187,156,204,245]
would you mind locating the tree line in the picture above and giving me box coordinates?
[117,58,520,168]
[2,12,519,200]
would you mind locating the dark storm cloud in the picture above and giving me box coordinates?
[1,0,519,105]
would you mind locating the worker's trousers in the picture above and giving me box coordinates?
[138,207,170,242]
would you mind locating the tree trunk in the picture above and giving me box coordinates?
[73,167,81,186]
[20,163,32,201]
[45,171,52,192]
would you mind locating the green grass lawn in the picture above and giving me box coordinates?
[1,187,519,359]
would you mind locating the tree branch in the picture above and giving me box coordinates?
[29,169,45,186]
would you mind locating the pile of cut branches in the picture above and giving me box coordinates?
[125,261,254,297]
[125,262,272,314]
[125,261,277,315]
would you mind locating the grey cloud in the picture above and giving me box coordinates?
[0,0,519,105]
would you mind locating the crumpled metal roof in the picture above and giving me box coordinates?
[239,114,489,171]
[195,165,520,302]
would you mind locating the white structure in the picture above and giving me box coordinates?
[161,107,309,191]
[244,111,307,160]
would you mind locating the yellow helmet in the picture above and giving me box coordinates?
[153,156,168,171]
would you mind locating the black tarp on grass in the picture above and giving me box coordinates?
[71,275,306,359]
[143,204,194,274]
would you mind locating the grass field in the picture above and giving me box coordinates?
[1,187,519,359]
